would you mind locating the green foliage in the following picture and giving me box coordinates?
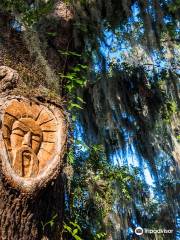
[60,64,87,94]
[58,50,82,57]
[176,135,180,143]
[94,232,107,240]
[1,0,179,238]
[63,221,82,240]
[58,49,87,112]
[41,214,57,233]
[65,142,147,239]
[22,1,53,26]
[67,147,75,164]
[0,0,53,26]
[169,0,180,13]
[163,101,177,123]
[161,100,177,123]
[0,0,26,12]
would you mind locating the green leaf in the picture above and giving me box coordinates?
[68,51,81,57]
[70,221,81,231]
[66,84,74,92]
[72,114,77,121]
[64,225,72,233]
[57,50,81,57]
[72,228,78,236]
[69,103,83,110]
[77,64,88,69]
[46,32,57,37]
[58,50,70,56]
[68,150,75,164]
[75,79,86,86]
[74,235,82,240]
[72,66,81,72]
[50,221,54,227]
[77,96,85,103]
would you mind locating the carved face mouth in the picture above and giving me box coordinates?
[22,150,31,165]
[22,150,31,176]
[13,147,39,178]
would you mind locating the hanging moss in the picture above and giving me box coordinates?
[0,1,179,239]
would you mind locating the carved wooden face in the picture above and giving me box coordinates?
[10,118,42,177]
[2,100,57,178]
[11,118,42,154]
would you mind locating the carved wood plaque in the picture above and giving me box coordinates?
[0,97,67,192]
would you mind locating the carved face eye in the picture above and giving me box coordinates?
[32,135,41,143]
[12,128,25,137]
[11,129,25,149]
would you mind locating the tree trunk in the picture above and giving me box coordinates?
[0,66,68,240]
[0,176,65,240]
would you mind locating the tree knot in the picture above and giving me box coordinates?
[0,66,20,93]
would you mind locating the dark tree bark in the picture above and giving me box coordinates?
[0,3,75,239]
[0,66,67,240]
[0,175,65,240]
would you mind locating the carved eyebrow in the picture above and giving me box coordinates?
[12,125,29,132]
[12,127,42,137]
[11,128,24,137]
[12,127,25,132]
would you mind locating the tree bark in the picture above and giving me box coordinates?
[0,66,68,240]
[0,176,65,240]
[0,3,74,238]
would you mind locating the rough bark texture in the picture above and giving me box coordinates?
[0,66,68,240]
[0,3,74,238]
[0,176,65,240]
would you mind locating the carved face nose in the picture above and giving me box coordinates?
[22,132,31,147]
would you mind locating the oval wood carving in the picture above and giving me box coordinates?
[0,97,67,193]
